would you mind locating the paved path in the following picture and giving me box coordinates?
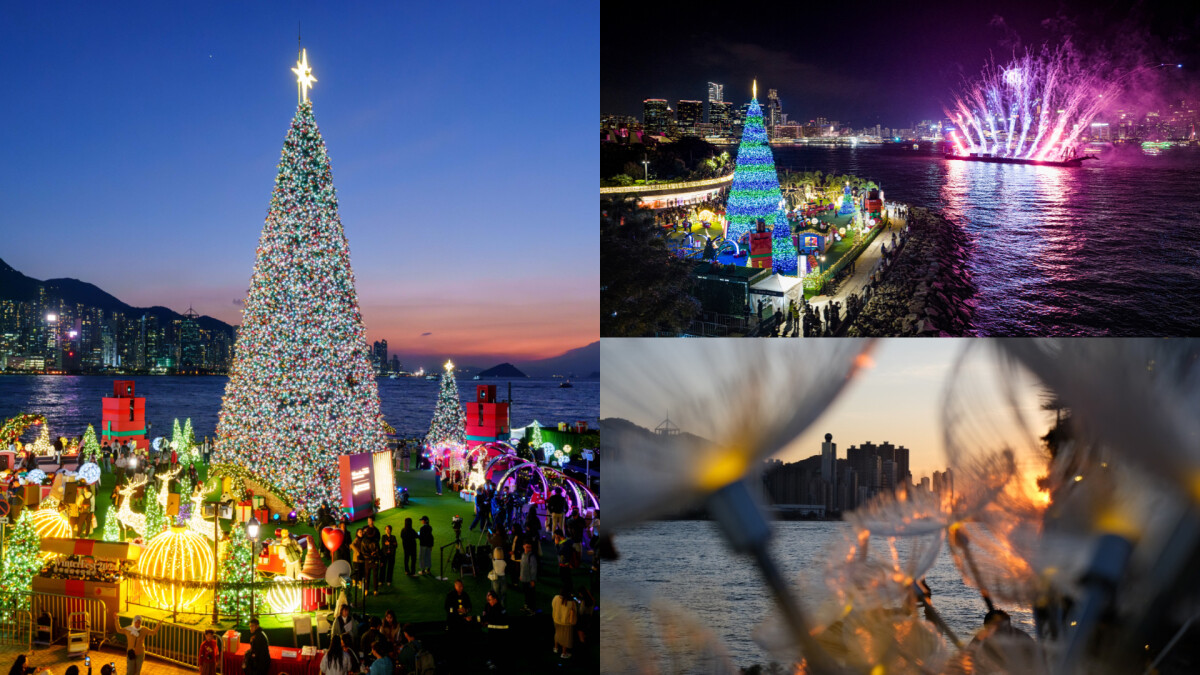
[775,205,909,336]
[4,644,195,675]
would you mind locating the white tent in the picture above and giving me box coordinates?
[749,274,803,313]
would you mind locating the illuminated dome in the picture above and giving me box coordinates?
[31,504,71,541]
[266,577,302,614]
[136,527,215,610]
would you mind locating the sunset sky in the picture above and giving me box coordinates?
[601,339,1053,481]
[1,2,598,365]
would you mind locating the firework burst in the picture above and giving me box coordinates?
[945,45,1118,161]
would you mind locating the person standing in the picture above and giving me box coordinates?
[417,516,434,575]
[470,484,490,531]
[489,547,508,603]
[197,629,219,675]
[479,590,510,671]
[244,619,270,675]
[336,521,352,563]
[552,593,579,660]
[401,443,410,473]
[547,489,567,536]
[116,615,161,675]
[380,525,398,587]
[434,462,443,496]
[349,529,365,590]
[444,579,474,634]
[361,530,380,596]
[319,632,353,675]
[519,542,538,614]
[400,518,418,577]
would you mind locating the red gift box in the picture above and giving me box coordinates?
[301,586,328,612]
[253,508,269,523]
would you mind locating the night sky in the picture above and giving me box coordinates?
[1,2,598,368]
[602,0,1200,129]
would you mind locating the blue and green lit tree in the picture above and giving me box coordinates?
[725,94,797,274]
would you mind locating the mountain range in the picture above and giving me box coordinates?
[0,257,234,334]
[0,257,599,376]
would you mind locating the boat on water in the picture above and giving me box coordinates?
[944,153,1097,168]
[559,380,573,388]
[424,375,438,381]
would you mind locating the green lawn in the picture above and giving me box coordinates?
[89,463,598,671]
[81,464,594,624]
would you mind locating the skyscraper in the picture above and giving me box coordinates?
[707,82,724,123]
[643,99,670,135]
[372,339,388,372]
[767,89,782,130]
[676,100,703,134]
[821,432,836,483]
[709,101,732,131]
[707,82,724,104]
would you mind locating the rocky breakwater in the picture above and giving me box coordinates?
[846,207,975,336]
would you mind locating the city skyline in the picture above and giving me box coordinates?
[2,2,599,365]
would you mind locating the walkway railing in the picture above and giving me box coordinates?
[804,215,890,295]
[600,173,734,195]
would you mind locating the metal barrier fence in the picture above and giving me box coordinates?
[140,617,206,668]
[0,603,32,650]
[30,592,107,645]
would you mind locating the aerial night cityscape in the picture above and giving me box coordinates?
[601,0,1200,337]
[1,3,598,675]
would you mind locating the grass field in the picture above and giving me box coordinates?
[70,462,598,671]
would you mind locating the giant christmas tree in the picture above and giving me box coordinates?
[426,360,466,448]
[725,82,797,275]
[216,49,386,513]
[0,511,42,604]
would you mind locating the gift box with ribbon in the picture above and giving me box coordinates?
[222,629,240,652]
[235,501,252,523]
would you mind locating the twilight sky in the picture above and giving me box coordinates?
[1,2,598,366]
[602,0,1200,129]
[601,339,1053,481]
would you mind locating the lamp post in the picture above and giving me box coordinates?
[819,255,827,276]
[246,517,260,620]
[642,157,650,182]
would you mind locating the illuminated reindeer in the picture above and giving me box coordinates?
[115,475,148,536]
[186,489,218,541]
[154,465,182,509]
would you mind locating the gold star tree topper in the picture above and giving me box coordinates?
[292,48,317,103]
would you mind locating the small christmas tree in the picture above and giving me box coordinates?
[172,419,184,456]
[144,483,166,540]
[0,511,43,604]
[218,525,255,619]
[529,424,543,451]
[176,473,194,526]
[80,424,101,463]
[101,505,122,542]
[183,418,197,463]
[426,361,466,448]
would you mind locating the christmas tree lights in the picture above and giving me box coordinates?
[144,483,166,540]
[81,424,100,463]
[426,360,466,449]
[101,505,122,542]
[725,96,797,275]
[0,511,42,602]
[217,524,254,619]
[215,83,386,514]
[183,418,198,463]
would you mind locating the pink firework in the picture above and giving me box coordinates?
[944,45,1118,161]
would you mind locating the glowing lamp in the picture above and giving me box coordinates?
[137,527,215,610]
[266,577,302,614]
[24,469,46,485]
[247,517,261,541]
[46,314,57,322]
[77,463,101,484]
